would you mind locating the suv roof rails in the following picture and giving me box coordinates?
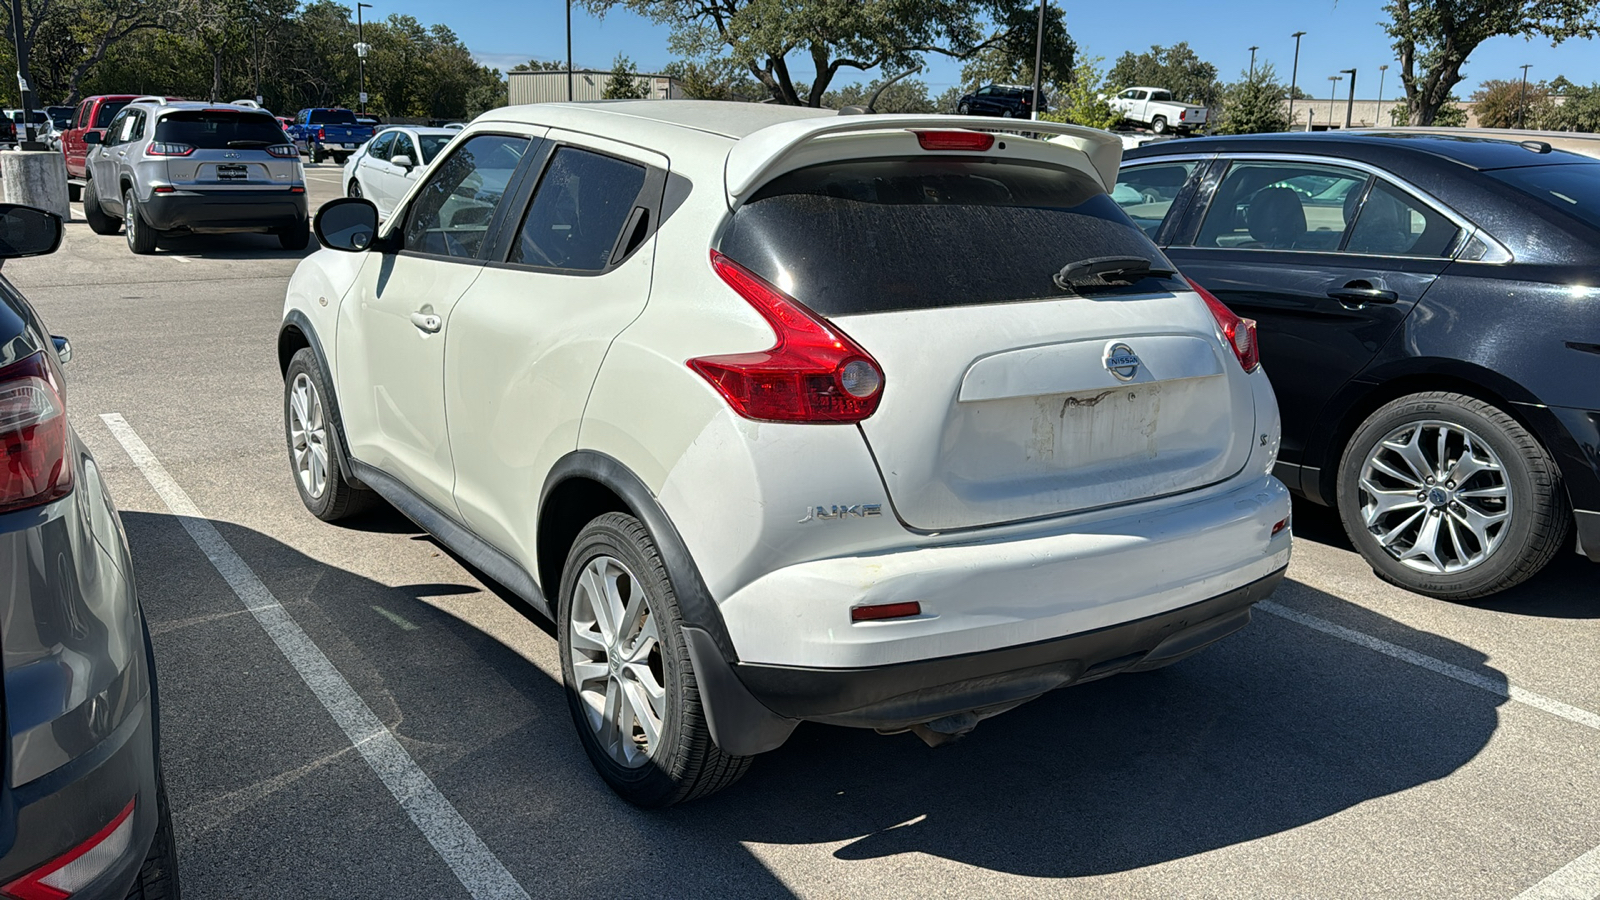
[128,96,168,106]
[230,99,261,108]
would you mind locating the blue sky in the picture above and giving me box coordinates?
[383,0,1599,99]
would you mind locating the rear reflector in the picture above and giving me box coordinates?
[1272,517,1290,537]
[912,130,994,152]
[2,799,135,900]
[0,351,72,514]
[289,186,305,193]
[851,601,922,622]
[151,186,174,193]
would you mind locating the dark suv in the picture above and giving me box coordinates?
[0,204,177,897]
[956,84,1046,118]
[1121,132,1600,599]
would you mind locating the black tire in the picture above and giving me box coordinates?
[347,178,363,199]
[1001,108,1014,118]
[1151,115,1169,134]
[283,348,378,521]
[83,178,121,235]
[957,102,970,115]
[278,219,311,251]
[1336,391,1570,600]
[310,144,324,163]
[124,188,158,255]
[124,769,180,900]
[331,152,348,164]
[559,513,752,808]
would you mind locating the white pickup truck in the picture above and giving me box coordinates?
[1109,87,1209,134]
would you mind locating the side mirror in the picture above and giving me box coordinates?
[390,154,414,171]
[313,198,380,252]
[83,131,101,145]
[51,336,71,366]
[0,205,63,259]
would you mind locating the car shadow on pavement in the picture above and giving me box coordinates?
[150,232,318,261]
[130,511,1512,895]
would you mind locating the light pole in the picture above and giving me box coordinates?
[1341,68,1356,128]
[1288,31,1307,130]
[1377,64,1388,124]
[566,0,573,101]
[1519,64,1532,128]
[356,2,372,115]
[1248,46,1258,81]
[1327,74,1342,130]
[8,0,42,149]
[1030,0,1046,120]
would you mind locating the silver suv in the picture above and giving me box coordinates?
[81,98,310,254]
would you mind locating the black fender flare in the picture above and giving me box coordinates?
[277,311,361,486]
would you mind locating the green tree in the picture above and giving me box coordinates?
[1470,78,1555,128]
[584,0,1037,107]
[1549,82,1600,131]
[958,2,1074,93]
[823,75,936,112]
[1039,55,1117,130]
[1389,94,1466,126]
[1215,63,1290,134]
[664,57,762,99]
[1384,0,1600,126]
[935,84,963,112]
[1108,42,1220,107]
[603,53,649,99]
[511,58,567,72]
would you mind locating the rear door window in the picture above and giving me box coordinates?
[154,112,285,149]
[1195,161,1368,251]
[510,146,647,271]
[403,133,530,260]
[1114,161,1198,238]
[718,157,1179,317]
[1345,180,1460,257]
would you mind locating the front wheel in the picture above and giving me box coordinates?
[957,102,971,115]
[1336,392,1570,600]
[559,513,751,808]
[1151,115,1169,134]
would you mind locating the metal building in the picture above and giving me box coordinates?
[507,70,683,105]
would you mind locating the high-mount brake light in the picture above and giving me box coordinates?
[1,799,135,900]
[689,251,885,424]
[146,142,194,156]
[0,351,71,514]
[1187,276,1260,373]
[912,130,995,152]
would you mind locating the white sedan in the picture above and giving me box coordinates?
[342,126,457,218]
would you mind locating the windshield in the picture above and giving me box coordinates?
[1488,163,1600,231]
[719,156,1179,317]
[418,135,452,162]
[155,111,287,148]
[308,109,358,125]
[93,101,130,129]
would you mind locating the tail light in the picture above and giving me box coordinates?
[1188,277,1260,373]
[267,144,298,158]
[146,142,193,156]
[689,251,885,424]
[317,127,326,141]
[2,799,135,900]
[0,351,72,513]
[912,130,994,151]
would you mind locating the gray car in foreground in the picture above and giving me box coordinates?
[0,204,177,898]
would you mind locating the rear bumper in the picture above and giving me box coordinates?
[140,189,307,232]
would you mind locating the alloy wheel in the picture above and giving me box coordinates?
[568,555,666,768]
[1357,419,1511,574]
[287,372,330,499]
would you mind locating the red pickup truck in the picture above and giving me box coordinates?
[61,95,178,195]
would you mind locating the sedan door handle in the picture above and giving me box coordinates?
[409,311,442,333]
[1327,287,1399,307]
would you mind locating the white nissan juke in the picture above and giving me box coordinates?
[278,101,1292,807]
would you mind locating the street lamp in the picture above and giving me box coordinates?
[566,0,573,101]
[1341,68,1356,128]
[1030,0,1047,120]
[1377,64,1389,124]
[1288,31,1307,130]
[356,2,372,115]
[8,0,43,149]
[1327,74,1343,130]
[1248,46,1258,80]
[1519,64,1532,128]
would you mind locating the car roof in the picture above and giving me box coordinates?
[1123,131,1595,170]
[1362,126,1600,160]
[478,100,836,142]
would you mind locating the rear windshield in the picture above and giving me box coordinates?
[718,157,1179,316]
[93,100,130,128]
[308,109,358,125]
[1488,163,1600,231]
[155,111,286,149]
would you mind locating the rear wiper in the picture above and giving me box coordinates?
[1053,256,1176,292]
[226,140,274,148]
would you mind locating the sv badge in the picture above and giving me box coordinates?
[799,504,883,523]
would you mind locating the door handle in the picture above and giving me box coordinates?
[1327,287,1399,307]
[410,311,442,333]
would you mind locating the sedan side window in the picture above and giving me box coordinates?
[394,135,418,162]
[510,146,647,271]
[366,132,395,161]
[1196,161,1368,251]
[1345,180,1460,257]
[1113,162,1197,239]
[103,111,129,146]
[402,133,530,260]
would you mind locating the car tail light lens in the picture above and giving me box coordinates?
[146,142,193,156]
[317,127,326,141]
[912,130,994,152]
[0,351,72,514]
[1,799,134,900]
[689,251,885,424]
[1188,277,1260,373]
[267,144,297,158]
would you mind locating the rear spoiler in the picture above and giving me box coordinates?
[725,115,1124,202]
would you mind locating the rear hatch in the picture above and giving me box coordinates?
[157,109,300,190]
[718,154,1253,531]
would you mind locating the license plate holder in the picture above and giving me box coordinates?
[216,164,248,181]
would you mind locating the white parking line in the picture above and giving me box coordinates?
[1258,600,1600,899]
[99,413,530,900]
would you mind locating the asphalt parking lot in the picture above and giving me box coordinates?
[9,163,1600,899]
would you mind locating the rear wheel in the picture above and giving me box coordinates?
[83,178,121,235]
[1336,392,1569,600]
[283,348,377,521]
[310,144,324,163]
[347,178,362,199]
[957,102,971,115]
[278,219,310,251]
[331,152,348,164]
[124,188,157,254]
[559,513,751,808]
[1151,115,1169,134]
